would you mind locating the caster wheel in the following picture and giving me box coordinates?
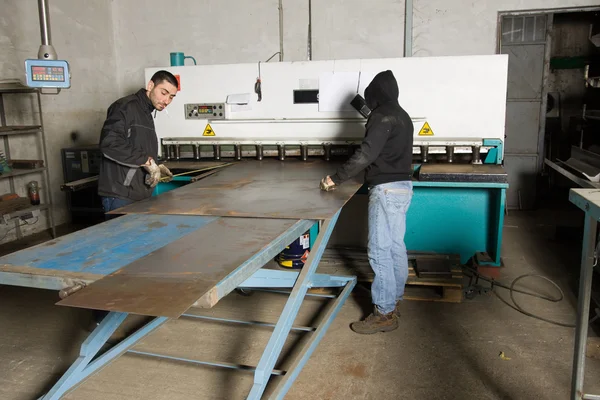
[236,288,254,296]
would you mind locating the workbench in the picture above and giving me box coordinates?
[0,182,357,399]
[569,188,600,400]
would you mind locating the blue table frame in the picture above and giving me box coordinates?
[0,211,356,400]
[569,188,600,400]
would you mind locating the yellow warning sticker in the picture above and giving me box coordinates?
[418,122,434,136]
[203,123,215,136]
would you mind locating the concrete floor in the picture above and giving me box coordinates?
[1,211,600,399]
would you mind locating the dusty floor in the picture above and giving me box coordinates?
[1,210,600,399]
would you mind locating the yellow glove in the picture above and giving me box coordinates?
[142,158,161,188]
[319,176,336,192]
[159,164,173,182]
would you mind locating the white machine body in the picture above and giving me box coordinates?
[144,55,508,160]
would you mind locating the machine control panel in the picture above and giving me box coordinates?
[185,103,226,120]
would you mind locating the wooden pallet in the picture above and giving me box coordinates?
[316,248,464,303]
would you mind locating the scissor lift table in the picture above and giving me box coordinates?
[0,211,356,399]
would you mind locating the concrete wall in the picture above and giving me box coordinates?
[0,0,116,241]
[412,0,598,56]
[112,0,407,96]
[1,0,600,243]
[113,0,600,96]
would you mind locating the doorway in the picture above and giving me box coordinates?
[498,7,600,209]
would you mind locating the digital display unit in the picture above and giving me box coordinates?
[25,59,71,89]
[185,103,225,119]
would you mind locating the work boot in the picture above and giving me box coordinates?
[350,308,398,334]
[394,301,401,317]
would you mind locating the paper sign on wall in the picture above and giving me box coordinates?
[226,93,252,113]
[318,72,374,112]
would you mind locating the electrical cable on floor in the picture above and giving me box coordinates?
[462,264,577,328]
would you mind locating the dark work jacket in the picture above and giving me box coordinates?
[98,89,159,201]
[331,70,414,186]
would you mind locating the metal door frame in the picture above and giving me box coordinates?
[497,6,600,175]
[497,12,550,180]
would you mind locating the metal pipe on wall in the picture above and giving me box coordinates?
[37,0,57,59]
[279,0,284,61]
[404,0,413,57]
[307,0,312,60]
[38,0,51,46]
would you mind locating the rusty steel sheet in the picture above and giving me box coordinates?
[57,217,312,317]
[417,164,507,183]
[110,159,363,219]
[163,160,230,171]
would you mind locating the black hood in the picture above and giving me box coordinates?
[364,70,399,111]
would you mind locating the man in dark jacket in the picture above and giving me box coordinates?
[98,70,177,216]
[320,70,414,334]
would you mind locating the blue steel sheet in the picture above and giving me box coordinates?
[0,214,216,278]
[57,218,315,317]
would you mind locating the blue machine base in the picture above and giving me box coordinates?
[352,180,507,267]
[407,183,506,266]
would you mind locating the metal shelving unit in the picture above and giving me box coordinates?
[0,82,55,239]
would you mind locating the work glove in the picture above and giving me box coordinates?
[319,176,336,192]
[159,164,173,182]
[142,158,161,188]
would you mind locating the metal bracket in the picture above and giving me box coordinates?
[58,281,86,299]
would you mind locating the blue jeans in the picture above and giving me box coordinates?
[101,197,134,220]
[368,181,413,314]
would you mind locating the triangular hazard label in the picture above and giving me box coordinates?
[418,122,434,136]
[203,123,215,136]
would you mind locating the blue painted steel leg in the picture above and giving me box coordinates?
[269,277,356,399]
[81,317,167,383]
[41,312,127,400]
[247,210,341,399]
[240,268,354,289]
[493,188,507,265]
[40,313,168,399]
[571,215,597,400]
[477,187,506,266]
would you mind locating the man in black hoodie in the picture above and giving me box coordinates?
[321,70,414,334]
[98,70,177,218]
